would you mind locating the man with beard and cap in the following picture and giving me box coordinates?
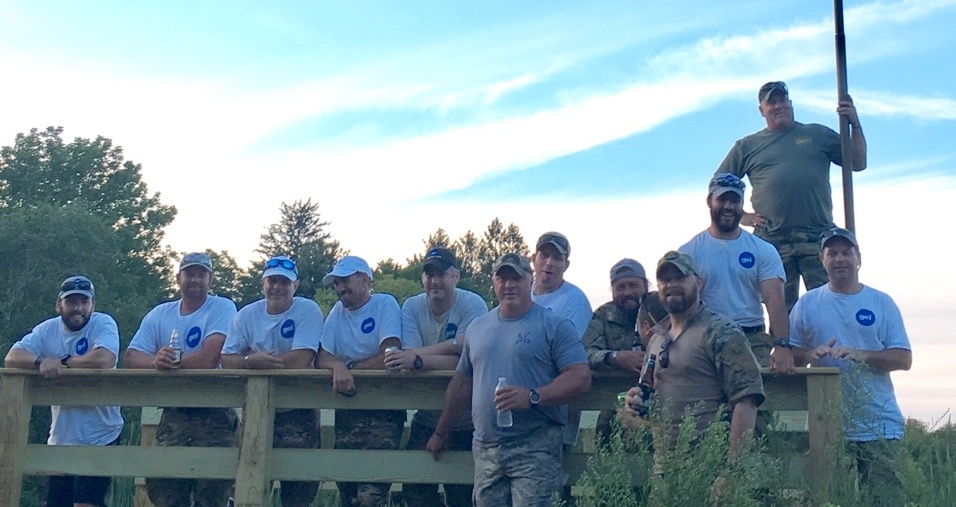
[221,256,324,507]
[385,246,488,507]
[315,255,404,507]
[5,276,124,507]
[678,173,794,373]
[582,258,648,444]
[426,253,590,507]
[124,252,238,507]
[716,81,867,310]
[790,228,911,506]
[622,252,764,463]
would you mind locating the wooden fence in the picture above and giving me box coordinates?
[0,368,841,506]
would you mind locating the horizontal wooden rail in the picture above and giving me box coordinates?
[0,368,841,507]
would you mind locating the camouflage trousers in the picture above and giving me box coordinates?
[848,438,906,507]
[757,229,828,311]
[402,420,473,507]
[271,409,322,507]
[334,409,406,507]
[472,423,566,507]
[146,407,238,507]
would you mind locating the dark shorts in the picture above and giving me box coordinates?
[46,436,120,507]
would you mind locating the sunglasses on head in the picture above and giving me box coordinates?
[711,173,746,190]
[61,278,92,293]
[265,258,297,271]
[539,234,568,249]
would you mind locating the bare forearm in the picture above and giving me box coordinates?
[851,128,867,170]
[435,373,472,434]
[420,355,460,370]
[862,348,911,372]
[4,348,37,369]
[729,396,758,456]
[220,353,245,369]
[279,349,316,369]
[64,348,115,369]
[315,349,345,370]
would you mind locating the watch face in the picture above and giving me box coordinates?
[529,389,540,405]
[413,356,423,370]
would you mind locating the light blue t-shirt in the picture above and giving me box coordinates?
[531,280,592,339]
[790,284,910,441]
[321,293,402,362]
[680,229,785,327]
[223,297,324,356]
[401,288,488,348]
[12,312,124,445]
[128,295,237,358]
[457,303,587,446]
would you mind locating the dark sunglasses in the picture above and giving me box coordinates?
[659,338,673,369]
[61,277,93,293]
[538,234,569,250]
[265,258,297,271]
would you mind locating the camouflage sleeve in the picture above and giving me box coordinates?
[582,312,614,371]
[708,317,765,407]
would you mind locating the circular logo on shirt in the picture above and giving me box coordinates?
[444,323,459,341]
[75,336,89,355]
[281,319,296,339]
[361,317,376,334]
[856,309,876,327]
[186,326,203,348]
[738,252,756,269]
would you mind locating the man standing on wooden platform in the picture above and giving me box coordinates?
[221,255,324,507]
[124,252,238,507]
[316,255,404,507]
[5,275,124,507]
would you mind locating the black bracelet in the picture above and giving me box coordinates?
[34,356,45,369]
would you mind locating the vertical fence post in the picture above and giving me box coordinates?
[806,373,843,497]
[0,375,31,506]
[234,376,276,507]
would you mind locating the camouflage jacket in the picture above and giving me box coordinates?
[583,301,639,371]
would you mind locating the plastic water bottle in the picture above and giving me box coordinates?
[169,329,182,365]
[495,377,513,428]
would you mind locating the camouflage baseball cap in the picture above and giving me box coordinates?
[758,81,788,102]
[656,251,700,278]
[820,227,859,249]
[536,231,570,256]
[492,253,532,277]
[610,258,647,282]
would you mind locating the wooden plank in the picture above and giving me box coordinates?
[0,375,30,506]
[23,444,237,478]
[28,375,246,407]
[134,407,159,507]
[806,373,843,498]
[234,376,275,507]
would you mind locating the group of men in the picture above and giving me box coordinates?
[5,81,911,507]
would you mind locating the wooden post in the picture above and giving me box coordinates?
[0,375,31,506]
[134,407,162,507]
[234,376,275,507]
[806,373,843,498]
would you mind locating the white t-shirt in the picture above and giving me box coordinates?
[401,288,488,348]
[790,284,911,441]
[531,280,592,339]
[321,293,402,362]
[679,229,785,327]
[12,313,124,445]
[127,295,237,357]
[223,297,323,356]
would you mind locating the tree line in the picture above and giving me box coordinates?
[0,126,530,359]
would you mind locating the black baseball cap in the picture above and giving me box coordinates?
[423,247,458,271]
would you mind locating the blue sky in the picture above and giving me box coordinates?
[2,0,954,421]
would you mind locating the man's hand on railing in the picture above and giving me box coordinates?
[243,352,285,370]
[426,431,448,460]
[331,363,356,396]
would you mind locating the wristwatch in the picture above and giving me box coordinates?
[774,339,792,349]
[345,360,357,370]
[60,354,72,367]
[529,389,541,406]
[34,355,45,369]
[413,355,424,370]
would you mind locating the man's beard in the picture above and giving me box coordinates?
[62,312,91,332]
[710,206,742,233]
[661,290,698,315]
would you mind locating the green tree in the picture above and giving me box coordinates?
[205,249,244,303]
[239,198,346,306]
[0,126,178,303]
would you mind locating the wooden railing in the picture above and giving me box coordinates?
[0,368,841,507]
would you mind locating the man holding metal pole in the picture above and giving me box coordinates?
[715,81,867,311]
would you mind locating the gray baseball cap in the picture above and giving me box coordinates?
[610,258,647,283]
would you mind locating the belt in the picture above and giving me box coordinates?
[741,324,766,334]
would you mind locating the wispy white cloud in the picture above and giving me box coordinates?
[801,89,956,121]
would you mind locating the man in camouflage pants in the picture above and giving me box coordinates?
[125,252,238,506]
[582,258,648,445]
[221,256,324,506]
[315,256,406,507]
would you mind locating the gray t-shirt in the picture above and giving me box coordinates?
[716,122,842,236]
[457,303,587,446]
[403,288,488,430]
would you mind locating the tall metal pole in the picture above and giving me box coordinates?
[834,0,856,232]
